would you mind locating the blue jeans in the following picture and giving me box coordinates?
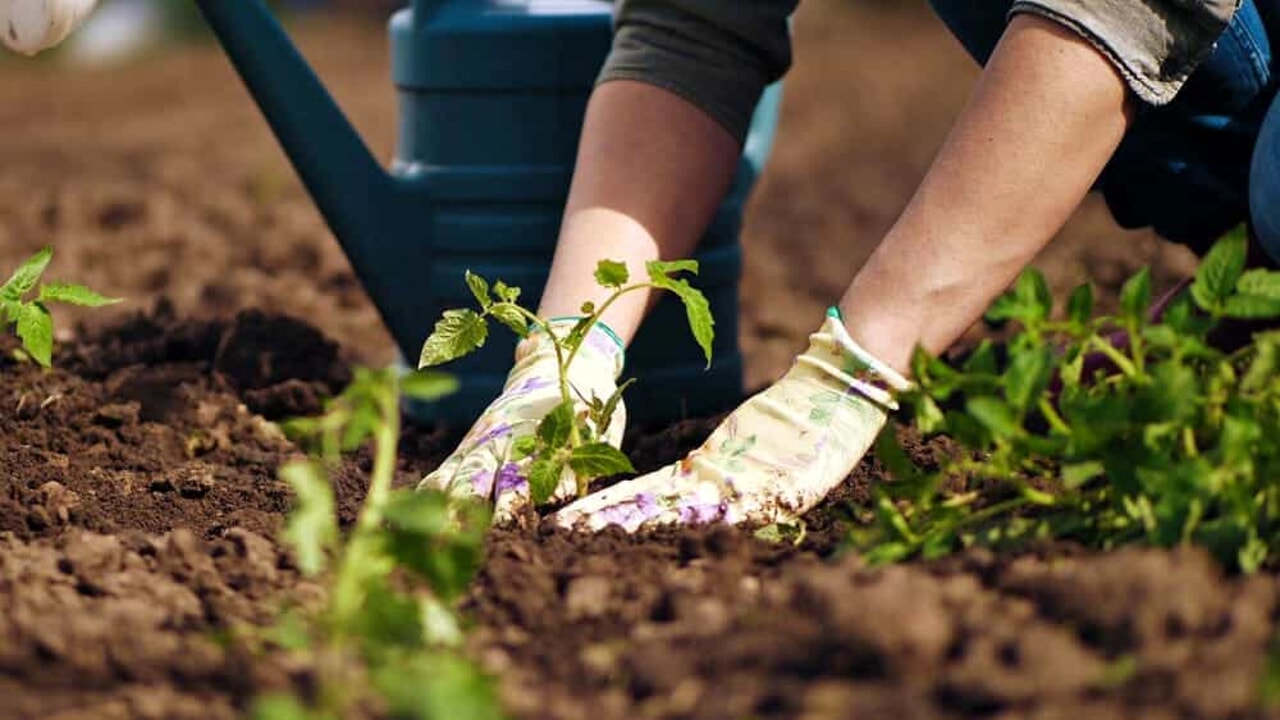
[929,0,1280,262]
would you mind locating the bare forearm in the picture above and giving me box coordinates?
[840,14,1136,374]
[539,81,739,343]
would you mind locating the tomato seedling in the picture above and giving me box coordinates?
[256,367,504,720]
[865,229,1280,572]
[1,247,119,366]
[418,258,715,503]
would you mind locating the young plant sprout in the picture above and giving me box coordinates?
[866,229,1280,572]
[258,367,503,720]
[1,246,120,367]
[418,258,714,504]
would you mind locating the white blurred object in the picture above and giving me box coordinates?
[1,0,100,55]
[63,0,164,64]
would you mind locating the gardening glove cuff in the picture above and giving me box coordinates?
[553,308,910,532]
[2,0,99,55]
[419,318,627,524]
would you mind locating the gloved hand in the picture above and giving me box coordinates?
[552,308,910,532]
[418,318,626,524]
[1,0,99,55]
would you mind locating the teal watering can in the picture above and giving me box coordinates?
[191,0,782,426]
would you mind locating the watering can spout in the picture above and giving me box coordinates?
[193,0,428,356]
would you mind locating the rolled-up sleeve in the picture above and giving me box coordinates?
[1011,0,1241,106]
[597,0,797,145]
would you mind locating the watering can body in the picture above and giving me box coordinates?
[193,0,781,426]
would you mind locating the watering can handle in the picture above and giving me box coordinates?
[193,0,394,232]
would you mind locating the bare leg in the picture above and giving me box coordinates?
[538,81,741,344]
[841,14,1136,373]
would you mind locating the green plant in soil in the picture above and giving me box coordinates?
[417,258,714,503]
[1,246,119,366]
[253,367,504,720]
[864,229,1280,572]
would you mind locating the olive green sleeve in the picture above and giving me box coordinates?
[597,0,798,145]
[1011,0,1241,106]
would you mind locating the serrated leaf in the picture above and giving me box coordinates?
[15,302,52,367]
[1067,283,1094,326]
[1237,268,1280,299]
[418,309,489,367]
[646,262,714,367]
[400,370,459,402]
[1004,345,1050,413]
[280,461,337,576]
[489,303,529,338]
[1222,293,1280,319]
[465,271,491,308]
[568,442,635,477]
[594,259,629,288]
[537,401,574,449]
[1192,230,1247,310]
[527,458,564,505]
[36,282,120,307]
[966,396,1020,439]
[647,259,699,277]
[1120,267,1151,322]
[1,247,52,300]
[493,280,521,304]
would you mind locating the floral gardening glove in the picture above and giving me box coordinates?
[1,0,98,55]
[418,318,626,524]
[552,308,910,532]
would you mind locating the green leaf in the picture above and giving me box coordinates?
[489,303,529,338]
[492,280,521,304]
[646,261,714,367]
[36,282,120,307]
[280,461,337,576]
[1243,335,1279,391]
[1004,345,1050,414]
[15,302,53,367]
[647,259,699,277]
[1237,268,1280,299]
[966,396,1020,439]
[1066,282,1094,326]
[353,575,426,651]
[1222,293,1280,319]
[465,271,491,309]
[527,458,564,505]
[568,442,636,478]
[418,309,489,368]
[1191,229,1247,310]
[1020,269,1053,322]
[1,247,52,300]
[537,401,574,450]
[400,370,459,402]
[1062,460,1104,489]
[383,490,489,601]
[594,259,629,288]
[591,378,634,435]
[1120,267,1152,322]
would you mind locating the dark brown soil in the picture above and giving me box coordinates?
[1,2,1274,720]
